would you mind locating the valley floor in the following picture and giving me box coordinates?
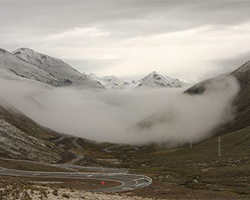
[1,126,250,200]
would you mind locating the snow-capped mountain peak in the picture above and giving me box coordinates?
[138,71,184,88]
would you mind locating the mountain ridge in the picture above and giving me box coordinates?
[12,48,104,89]
[0,48,61,86]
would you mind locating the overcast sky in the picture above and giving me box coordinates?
[1,0,250,81]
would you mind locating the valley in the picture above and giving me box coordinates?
[2,1,250,199]
[0,47,250,199]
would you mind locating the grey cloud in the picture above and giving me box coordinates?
[205,50,250,79]
[63,58,122,75]
[0,75,239,145]
[217,51,250,72]
[1,1,250,80]
[1,1,250,40]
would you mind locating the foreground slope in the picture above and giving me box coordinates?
[12,48,104,88]
[0,100,62,162]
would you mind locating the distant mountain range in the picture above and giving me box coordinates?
[0,48,186,90]
[89,73,137,90]
[90,71,185,90]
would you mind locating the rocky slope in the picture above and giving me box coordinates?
[0,100,62,163]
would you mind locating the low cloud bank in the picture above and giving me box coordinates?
[133,76,239,145]
[0,75,239,145]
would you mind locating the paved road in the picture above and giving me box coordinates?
[52,135,68,142]
[103,144,123,153]
[73,138,84,150]
[0,137,152,193]
[0,166,151,192]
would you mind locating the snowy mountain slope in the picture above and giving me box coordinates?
[3,47,184,89]
[0,49,60,86]
[138,71,184,88]
[89,73,137,89]
[12,48,104,88]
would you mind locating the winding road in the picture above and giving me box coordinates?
[0,136,152,193]
[103,144,123,153]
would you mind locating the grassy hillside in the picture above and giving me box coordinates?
[110,125,250,199]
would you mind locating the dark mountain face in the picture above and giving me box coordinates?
[185,60,250,95]
[227,66,250,133]
[185,60,250,134]
[184,77,214,95]
[231,60,250,87]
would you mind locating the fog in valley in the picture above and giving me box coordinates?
[0,75,239,145]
